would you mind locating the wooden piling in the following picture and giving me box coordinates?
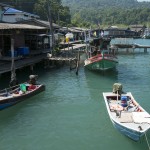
[76,50,80,75]
[144,48,147,53]
[30,65,34,72]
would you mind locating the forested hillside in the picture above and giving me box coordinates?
[1,0,150,27]
[62,0,150,27]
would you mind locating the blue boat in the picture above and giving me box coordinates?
[0,75,45,110]
[103,83,150,141]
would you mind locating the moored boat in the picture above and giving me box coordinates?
[0,75,45,110]
[84,52,118,71]
[103,83,150,141]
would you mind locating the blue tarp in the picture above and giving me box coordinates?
[5,8,22,13]
[4,8,39,18]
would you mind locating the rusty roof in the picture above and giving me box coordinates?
[0,23,47,30]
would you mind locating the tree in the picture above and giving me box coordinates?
[34,0,71,25]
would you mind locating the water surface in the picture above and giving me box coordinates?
[0,39,150,150]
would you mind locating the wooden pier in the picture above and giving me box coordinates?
[111,43,150,49]
[111,38,150,53]
[111,43,150,53]
[60,43,87,52]
[0,41,87,76]
[0,54,47,75]
[45,42,86,75]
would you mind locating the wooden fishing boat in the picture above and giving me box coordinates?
[0,81,45,110]
[103,83,150,141]
[84,53,118,71]
[0,39,45,110]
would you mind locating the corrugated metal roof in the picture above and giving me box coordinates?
[16,19,60,28]
[4,8,40,18]
[0,23,47,30]
[36,19,60,28]
[5,8,22,13]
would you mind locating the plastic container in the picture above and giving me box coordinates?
[17,47,29,56]
[20,84,27,92]
[121,96,128,107]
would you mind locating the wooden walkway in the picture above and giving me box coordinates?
[0,54,46,75]
[0,42,87,75]
[111,43,150,49]
[111,38,150,53]
[46,57,77,61]
[60,43,87,51]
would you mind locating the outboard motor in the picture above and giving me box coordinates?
[113,83,123,95]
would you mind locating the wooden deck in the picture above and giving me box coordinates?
[46,57,77,61]
[0,54,47,75]
[60,43,87,51]
[0,42,86,75]
[111,43,150,53]
[111,43,150,49]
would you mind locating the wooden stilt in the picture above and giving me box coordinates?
[76,51,80,75]
[144,48,147,53]
[30,65,34,72]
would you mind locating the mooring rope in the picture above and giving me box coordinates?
[145,132,150,150]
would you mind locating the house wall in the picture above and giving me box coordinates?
[12,30,25,49]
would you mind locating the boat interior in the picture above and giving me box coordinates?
[105,94,150,131]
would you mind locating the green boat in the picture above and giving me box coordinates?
[84,53,118,71]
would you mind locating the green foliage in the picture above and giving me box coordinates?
[62,0,150,27]
[34,0,71,26]
[2,0,150,27]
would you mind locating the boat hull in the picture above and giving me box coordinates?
[84,58,117,71]
[0,84,45,110]
[111,118,144,141]
[103,92,150,141]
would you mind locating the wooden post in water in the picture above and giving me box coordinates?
[30,65,34,72]
[76,50,80,75]
[10,38,18,87]
[144,47,147,53]
[126,48,129,53]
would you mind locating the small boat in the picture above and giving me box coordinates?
[84,51,118,71]
[0,75,45,110]
[103,83,150,141]
[0,39,45,110]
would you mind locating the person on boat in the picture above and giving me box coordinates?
[91,46,98,56]
[28,75,38,85]
[28,75,38,91]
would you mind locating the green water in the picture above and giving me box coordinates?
[0,39,150,150]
